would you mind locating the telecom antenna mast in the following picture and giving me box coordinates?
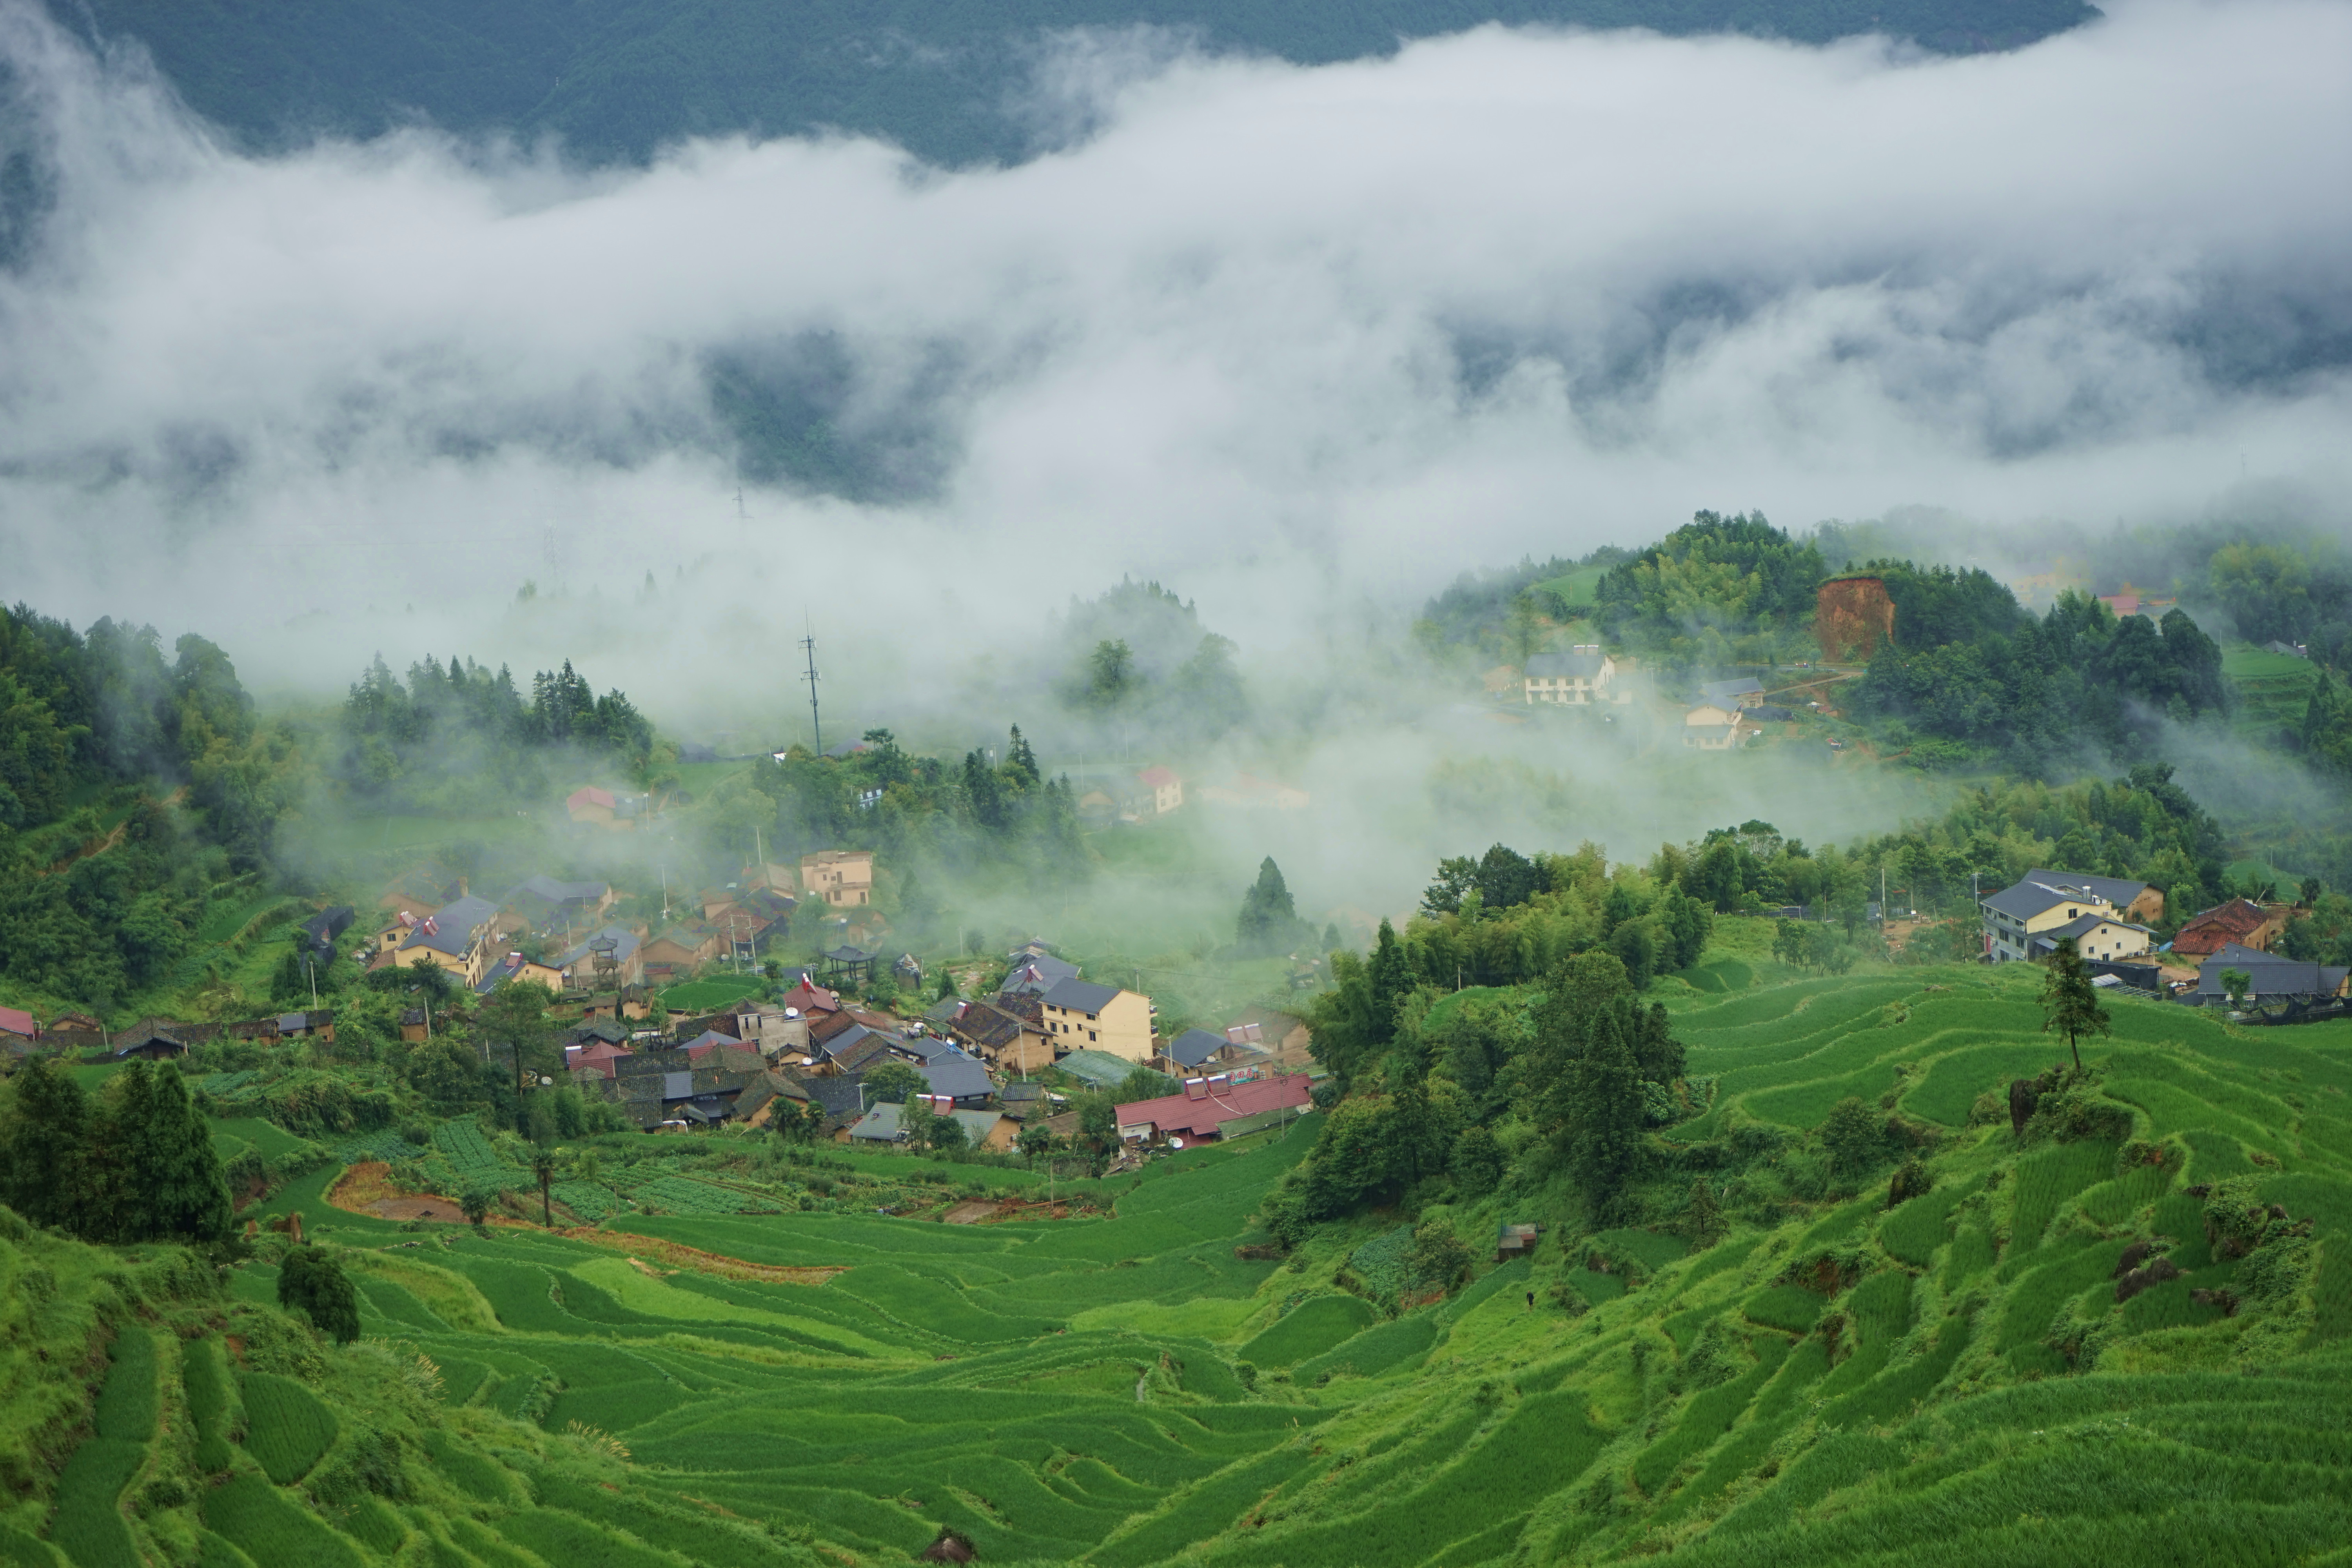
[800,629,823,756]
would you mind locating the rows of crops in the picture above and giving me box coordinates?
[72,955,2347,1568]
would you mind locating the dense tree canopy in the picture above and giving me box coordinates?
[1852,593,2228,772]
[338,652,654,811]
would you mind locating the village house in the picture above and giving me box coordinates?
[800,849,875,907]
[0,1007,37,1046]
[639,921,723,983]
[2172,897,2288,958]
[1002,951,1081,995]
[298,906,355,959]
[1138,766,1184,815]
[1699,677,1766,708]
[782,978,842,1015]
[845,1102,1015,1152]
[1222,1007,1313,1067]
[375,894,505,987]
[2196,942,2351,1006]
[111,1023,189,1061]
[2027,913,2154,964]
[1161,1026,1264,1075]
[1197,773,1311,810]
[476,947,564,997]
[1039,978,1156,1063]
[1523,647,1627,706]
[499,876,615,934]
[376,864,461,915]
[1114,1072,1314,1145]
[567,786,650,829]
[1979,871,2163,963]
[945,998,1056,1075]
[1682,703,1753,751]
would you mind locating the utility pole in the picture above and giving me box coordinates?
[800,628,823,757]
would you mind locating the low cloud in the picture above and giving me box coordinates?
[0,0,2344,726]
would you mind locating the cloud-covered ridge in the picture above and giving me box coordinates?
[0,0,2346,679]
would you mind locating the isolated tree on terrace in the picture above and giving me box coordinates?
[532,1148,556,1227]
[2039,936,2110,1073]
[278,1246,361,1345]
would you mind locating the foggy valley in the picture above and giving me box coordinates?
[2,0,2351,1563]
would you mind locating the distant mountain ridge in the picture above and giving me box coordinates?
[49,0,2099,167]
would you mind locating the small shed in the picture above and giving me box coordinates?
[1495,1223,1541,1262]
[113,1025,189,1061]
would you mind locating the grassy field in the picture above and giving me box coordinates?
[16,953,2352,1566]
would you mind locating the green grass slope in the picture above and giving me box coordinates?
[9,960,2352,1564]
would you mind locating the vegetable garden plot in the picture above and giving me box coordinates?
[624,1176,778,1214]
[432,1120,521,1191]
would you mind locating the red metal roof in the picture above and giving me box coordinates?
[1137,766,1178,788]
[568,786,617,811]
[1115,1073,1312,1138]
[0,1006,36,1039]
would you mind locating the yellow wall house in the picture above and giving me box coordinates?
[1137,767,1184,814]
[1683,703,1752,751]
[801,849,875,907]
[1040,978,1156,1063]
[379,895,503,987]
[1979,871,2163,964]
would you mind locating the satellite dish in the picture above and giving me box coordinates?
[1168,1137,1185,1150]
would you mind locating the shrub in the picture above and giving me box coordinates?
[278,1248,361,1344]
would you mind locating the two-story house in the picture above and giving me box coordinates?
[1039,978,1156,1063]
[800,849,875,907]
[1523,648,1627,706]
[1683,703,1752,751]
[1979,871,2161,963]
[378,894,503,987]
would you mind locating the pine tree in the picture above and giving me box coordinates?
[1236,858,1302,955]
[1005,727,1040,789]
[2039,936,2111,1073]
[1367,918,1413,1043]
[107,1061,232,1244]
[1561,1001,1645,1217]
[0,1056,96,1234]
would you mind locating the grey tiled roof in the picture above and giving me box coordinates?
[1041,977,1122,1014]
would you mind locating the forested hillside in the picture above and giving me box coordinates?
[50,0,2098,167]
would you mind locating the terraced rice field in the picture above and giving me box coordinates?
[45,957,2352,1568]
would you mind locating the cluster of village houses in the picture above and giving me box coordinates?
[1970,871,2348,1007]
[1510,653,1808,753]
[0,845,1320,1158]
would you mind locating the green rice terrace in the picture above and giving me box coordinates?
[9,960,2352,1566]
